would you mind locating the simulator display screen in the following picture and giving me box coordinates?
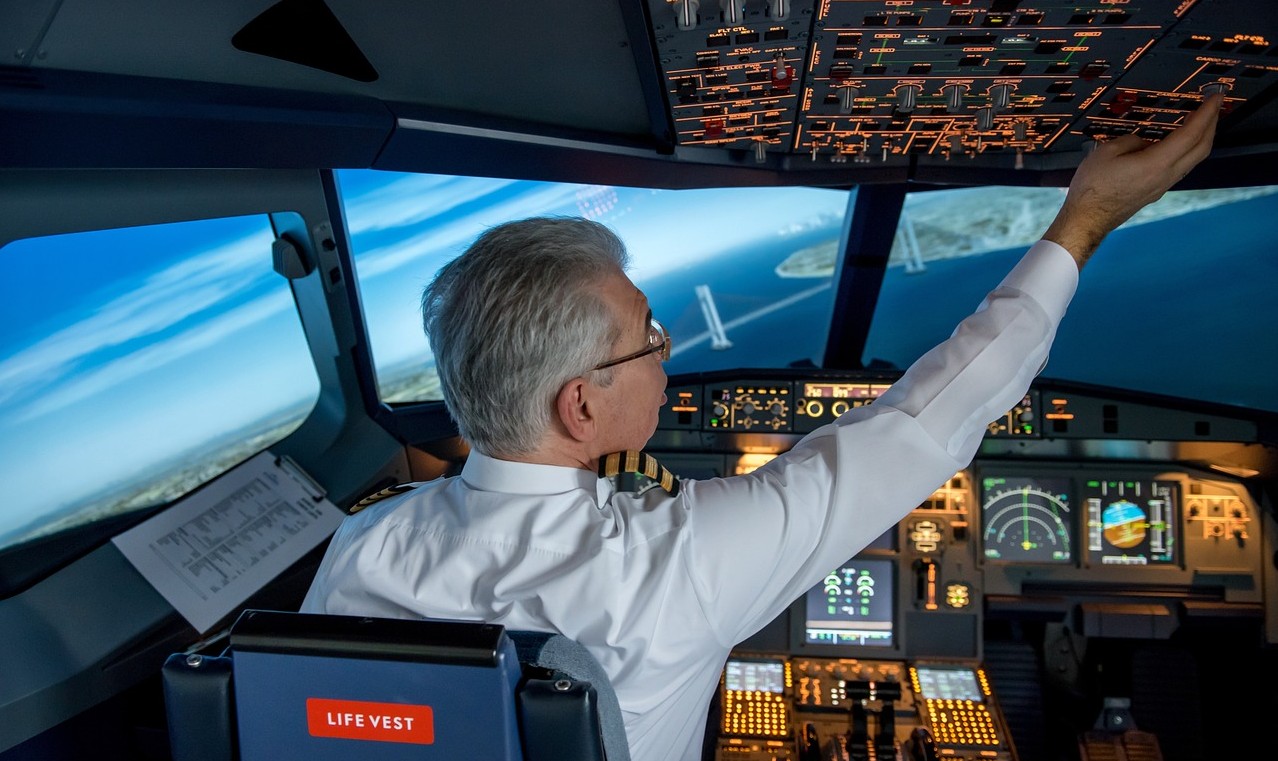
[1082,477,1177,565]
[803,557,894,648]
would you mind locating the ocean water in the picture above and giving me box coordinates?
[645,224,844,376]
[649,193,1278,413]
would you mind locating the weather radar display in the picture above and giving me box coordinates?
[981,476,1073,564]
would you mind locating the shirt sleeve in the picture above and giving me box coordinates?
[680,239,1079,646]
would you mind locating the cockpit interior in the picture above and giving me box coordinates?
[2,2,1276,760]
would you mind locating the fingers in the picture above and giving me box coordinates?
[1047,94,1222,266]
[1152,94,1222,176]
[1095,133,1148,158]
[1086,94,1221,187]
[1098,95,1219,157]
[1168,93,1222,175]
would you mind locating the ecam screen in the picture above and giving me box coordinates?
[802,557,894,648]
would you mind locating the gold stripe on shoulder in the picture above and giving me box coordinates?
[348,482,416,514]
[598,450,680,497]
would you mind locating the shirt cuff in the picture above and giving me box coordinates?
[1000,239,1079,323]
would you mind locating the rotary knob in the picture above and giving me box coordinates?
[942,83,968,113]
[895,84,922,113]
[721,0,745,24]
[839,85,859,114]
[675,0,700,30]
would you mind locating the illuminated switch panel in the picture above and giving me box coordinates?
[720,657,792,737]
[648,0,815,156]
[1185,492,1250,540]
[706,381,793,431]
[1073,0,1275,145]
[792,657,906,709]
[721,688,791,737]
[986,391,1039,437]
[659,385,704,429]
[646,1,1277,166]
[911,470,972,545]
[801,0,1188,164]
[793,379,889,432]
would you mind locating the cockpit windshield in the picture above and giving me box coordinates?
[868,184,1278,412]
[344,171,1278,414]
[338,170,853,402]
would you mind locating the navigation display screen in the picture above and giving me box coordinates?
[802,557,894,648]
[1082,477,1178,566]
[981,475,1074,564]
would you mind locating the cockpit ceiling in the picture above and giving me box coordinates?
[2,0,1277,186]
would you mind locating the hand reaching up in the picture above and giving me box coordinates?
[1044,93,1223,268]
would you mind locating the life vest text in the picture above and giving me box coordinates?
[305,697,434,744]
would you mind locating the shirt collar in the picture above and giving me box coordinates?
[461,450,606,499]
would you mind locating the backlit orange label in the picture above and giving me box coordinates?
[305,698,434,744]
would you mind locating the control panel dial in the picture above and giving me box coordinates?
[707,382,793,431]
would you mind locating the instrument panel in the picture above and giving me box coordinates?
[659,371,1269,628]
[678,379,1041,436]
[646,0,1275,166]
[715,656,1016,761]
[659,370,1271,761]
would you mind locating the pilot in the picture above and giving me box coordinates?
[301,96,1222,761]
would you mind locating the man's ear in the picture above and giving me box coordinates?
[556,377,597,443]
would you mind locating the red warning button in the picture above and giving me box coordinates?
[306,698,434,745]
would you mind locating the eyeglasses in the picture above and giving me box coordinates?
[591,317,671,371]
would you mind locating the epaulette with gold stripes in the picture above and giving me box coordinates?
[598,450,680,497]
[348,482,416,514]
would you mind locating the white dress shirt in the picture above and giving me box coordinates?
[301,239,1079,761]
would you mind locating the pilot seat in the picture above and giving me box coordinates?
[161,609,629,761]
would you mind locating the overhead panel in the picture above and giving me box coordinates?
[1075,2,1277,143]
[651,0,813,162]
[646,0,1277,169]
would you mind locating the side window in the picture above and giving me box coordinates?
[0,215,320,552]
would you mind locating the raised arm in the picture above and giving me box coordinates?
[1044,93,1223,269]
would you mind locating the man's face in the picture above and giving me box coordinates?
[591,270,668,456]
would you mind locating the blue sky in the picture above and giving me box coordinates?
[0,174,851,546]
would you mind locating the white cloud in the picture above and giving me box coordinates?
[341,174,516,235]
[353,182,586,279]
[10,288,295,424]
[0,231,273,411]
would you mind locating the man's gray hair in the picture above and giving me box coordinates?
[422,216,631,457]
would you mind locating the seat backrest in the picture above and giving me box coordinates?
[162,610,626,761]
[508,630,631,761]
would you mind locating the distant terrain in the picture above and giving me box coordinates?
[776,186,1278,277]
